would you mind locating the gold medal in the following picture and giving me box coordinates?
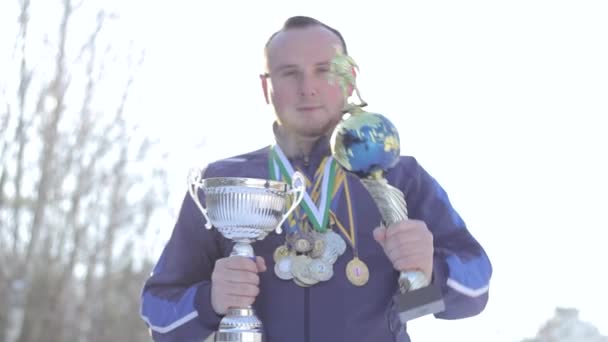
[346,257,369,286]
[273,245,290,263]
[294,238,312,253]
[310,238,326,258]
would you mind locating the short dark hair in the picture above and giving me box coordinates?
[264,16,348,58]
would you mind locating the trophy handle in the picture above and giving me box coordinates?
[187,168,213,229]
[275,171,306,234]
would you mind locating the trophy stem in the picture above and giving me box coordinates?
[214,242,264,342]
[360,176,445,322]
[359,177,429,291]
[231,242,255,259]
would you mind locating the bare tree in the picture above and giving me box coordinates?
[0,1,168,341]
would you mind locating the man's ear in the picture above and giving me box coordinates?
[260,73,270,104]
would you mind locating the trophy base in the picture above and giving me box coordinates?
[215,331,262,342]
[393,284,445,322]
[214,307,264,342]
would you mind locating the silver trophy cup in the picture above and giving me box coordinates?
[187,169,306,342]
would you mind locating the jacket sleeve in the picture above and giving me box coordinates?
[404,158,493,319]
[139,188,226,341]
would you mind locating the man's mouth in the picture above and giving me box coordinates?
[297,106,323,112]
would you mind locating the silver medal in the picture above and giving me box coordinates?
[308,259,333,282]
[327,230,347,255]
[274,255,294,280]
[320,230,345,264]
[292,255,319,286]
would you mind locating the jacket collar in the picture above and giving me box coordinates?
[271,121,332,170]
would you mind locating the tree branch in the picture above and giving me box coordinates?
[23,0,72,265]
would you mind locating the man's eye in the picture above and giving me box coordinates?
[282,70,297,77]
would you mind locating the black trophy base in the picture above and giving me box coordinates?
[393,284,445,322]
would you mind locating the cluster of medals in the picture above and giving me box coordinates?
[268,145,370,287]
[273,221,347,287]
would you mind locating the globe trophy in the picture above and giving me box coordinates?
[187,169,306,342]
[328,46,446,323]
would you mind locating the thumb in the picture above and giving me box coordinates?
[373,225,387,247]
[255,256,267,272]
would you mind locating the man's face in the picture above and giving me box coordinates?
[265,25,346,138]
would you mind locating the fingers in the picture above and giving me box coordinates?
[219,256,259,272]
[372,226,387,246]
[391,254,431,273]
[255,256,267,272]
[212,267,260,285]
[211,256,267,315]
[217,255,266,273]
[384,220,432,240]
[228,295,257,309]
[220,282,261,298]
[212,256,264,284]
[377,220,434,277]
[383,234,432,261]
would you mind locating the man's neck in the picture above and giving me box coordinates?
[273,123,326,160]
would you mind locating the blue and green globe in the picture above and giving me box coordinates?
[331,110,401,177]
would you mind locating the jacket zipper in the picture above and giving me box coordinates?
[299,155,312,342]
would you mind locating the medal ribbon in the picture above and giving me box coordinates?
[269,145,336,233]
[330,174,358,255]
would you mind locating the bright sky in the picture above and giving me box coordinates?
[130,1,608,341]
[3,0,607,341]
[126,2,608,340]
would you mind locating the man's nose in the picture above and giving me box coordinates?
[298,73,318,96]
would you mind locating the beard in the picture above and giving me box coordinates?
[277,108,343,139]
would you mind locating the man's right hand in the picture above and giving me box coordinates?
[210,256,267,315]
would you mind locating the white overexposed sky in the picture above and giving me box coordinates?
[3,0,607,341]
[120,1,608,341]
[124,1,608,340]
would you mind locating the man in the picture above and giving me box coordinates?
[139,16,492,342]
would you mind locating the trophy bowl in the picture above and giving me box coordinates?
[187,169,305,342]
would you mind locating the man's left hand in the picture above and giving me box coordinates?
[373,219,434,281]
